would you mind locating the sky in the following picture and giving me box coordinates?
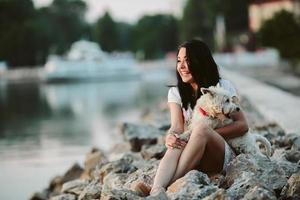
[33,0,187,23]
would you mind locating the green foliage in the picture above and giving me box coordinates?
[94,12,119,52]
[181,0,249,49]
[44,0,88,54]
[0,0,89,67]
[0,0,37,67]
[132,14,179,59]
[116,22,133,51]
[223,0,248,33]
[259,10,300,63]
[181,0,209,43]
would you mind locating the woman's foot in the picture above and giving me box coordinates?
[150,186,166,196]
[132,182,152,197]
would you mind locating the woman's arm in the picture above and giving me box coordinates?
[165,102,186,149]
[215,110,249,140]
[168,102,185,134]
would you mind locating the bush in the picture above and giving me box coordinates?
[259,10,300,65]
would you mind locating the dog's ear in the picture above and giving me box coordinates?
[200,87,215,96]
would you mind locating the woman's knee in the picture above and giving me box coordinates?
[163,148,182,160]
[191,124,212,139]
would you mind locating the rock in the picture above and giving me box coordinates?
[61,179,89,195]
[243,185,277,200]
[224,154,288,198]
[78,180,102,200]
[140,104,170,131]
[107,142,132,161]
[275,160,300,178]
[167,170,218,199]
[49,194,76,200]
[120,122,165,151]
[141,144,167,160]
[100,188,142,200]
[81,148,108,180]
[271,148,286,161]
[48,176,64,194]
[29,190,49,200]
[284,149,300,163]
[281,173,300,199]
[62,163,84,183]
[292,136,300,151]
[125,159,159,190]
[209,174,226,188]
[95,154,138,183]
[101,174,143,200]
[202,189,227,200]
[145,191,169,200]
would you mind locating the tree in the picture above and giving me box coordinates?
[181,0,217,48]
[116,22,133,51]
[0,0,38,67]
[222,0,249,34]
[259,10,300,65]
[94,12,119,52]
[45,0,88,54]
[0,0,89,67]
[132,14,179,59]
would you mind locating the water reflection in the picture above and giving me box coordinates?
[0,73,171,200]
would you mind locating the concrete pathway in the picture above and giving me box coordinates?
[221,68,300,134]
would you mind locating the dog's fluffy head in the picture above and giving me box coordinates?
[196,86,240,119]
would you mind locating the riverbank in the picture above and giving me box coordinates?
[29,85,300,199]
[22,65,300,199]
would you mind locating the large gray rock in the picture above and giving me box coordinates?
[101,174,142,200]
[284,149,300,163]
[125,159,159,190]
[167,170,218,200]
[100,188,142,200]
[61,179,89,195]
[224,154,288,198]
[47,163,84,196]
[243,185,277,200]
[281,173,300,199]
[292,136,300,151]
[202,189,228,200]
[95,154,138,183]
[49,194,76,200]
[81,148,108,180]
[78,180,102,200]
[141,144,167,160]
[62,163,84,183]
[120,122,165,151]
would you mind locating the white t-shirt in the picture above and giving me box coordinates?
[167,79,238,123]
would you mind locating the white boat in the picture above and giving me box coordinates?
[44,40,141,82]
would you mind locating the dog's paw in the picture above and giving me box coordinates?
[178,133,190,142]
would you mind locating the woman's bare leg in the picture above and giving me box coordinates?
[170,125,225,183]
[150,148,182,194]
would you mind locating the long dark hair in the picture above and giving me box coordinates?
[176,39,220,110]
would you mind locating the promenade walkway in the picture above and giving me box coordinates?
[221,68,300,134]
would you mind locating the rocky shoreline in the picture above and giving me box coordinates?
[30,97,300,200]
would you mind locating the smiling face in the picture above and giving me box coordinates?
[177,47,194,84]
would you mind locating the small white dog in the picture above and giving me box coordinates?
[178,86,272,157]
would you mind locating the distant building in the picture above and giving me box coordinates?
[249,0,300,32]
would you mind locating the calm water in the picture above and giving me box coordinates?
[0,69,172,200]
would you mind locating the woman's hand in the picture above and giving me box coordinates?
[165,133,187,149]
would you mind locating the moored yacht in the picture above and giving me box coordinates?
[44,40,141,82]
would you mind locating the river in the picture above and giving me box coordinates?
[0,66,174,200]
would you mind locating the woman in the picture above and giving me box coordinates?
[134,39,249,196]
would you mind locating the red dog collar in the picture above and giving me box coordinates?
[199,107,208,116]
